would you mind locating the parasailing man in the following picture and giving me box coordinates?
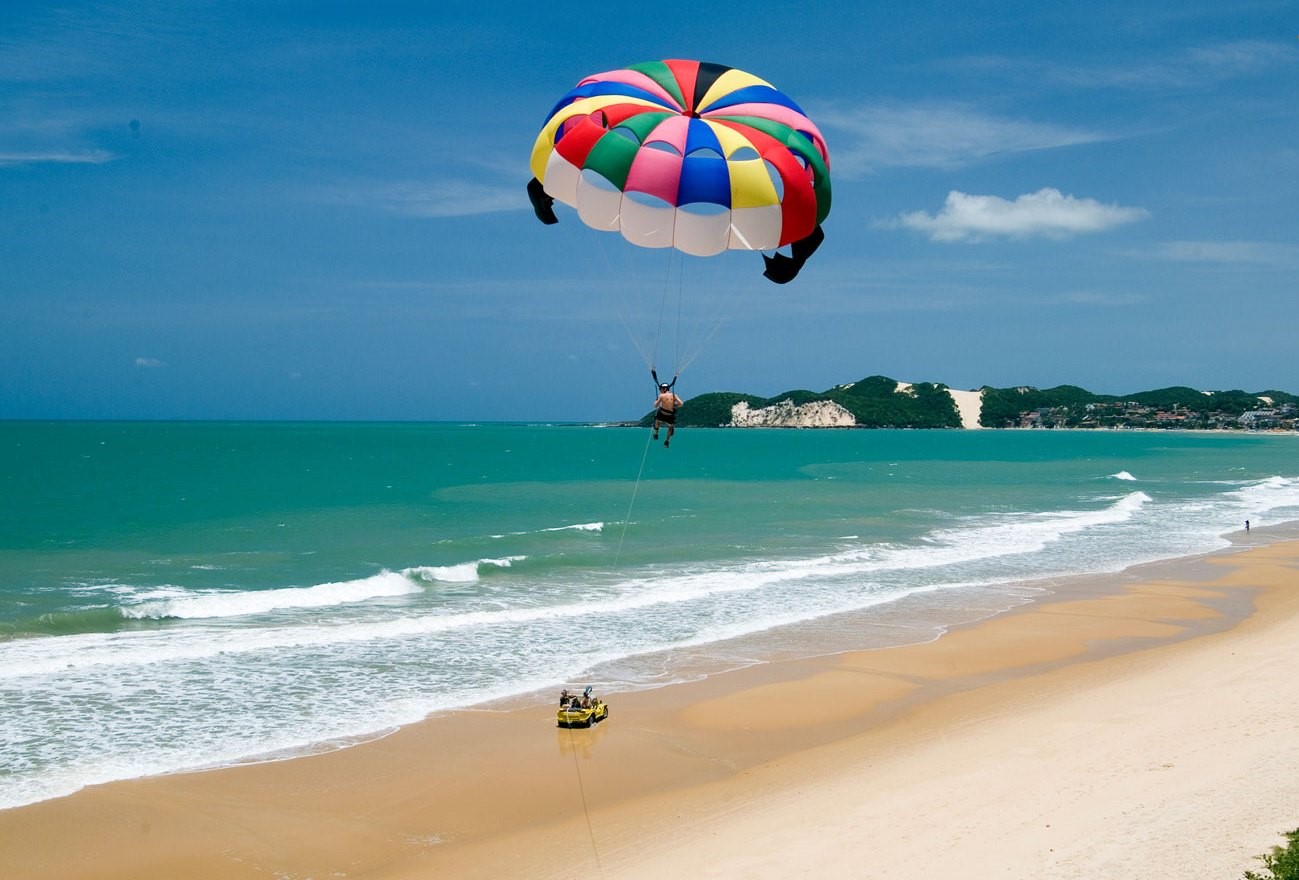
[653,379,683,448]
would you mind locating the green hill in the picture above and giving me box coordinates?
[639,375,960,428]
[827,377,961,428]
[635,375,1297,430]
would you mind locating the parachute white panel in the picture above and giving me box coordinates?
[618,197,675,249]
[728,205,783,251]
[542,152,582,208]
[673,208,730,256]
[574,170,622,232]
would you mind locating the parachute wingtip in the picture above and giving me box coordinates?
[527,177,559,225]
[762,225,825,284]
[762,254,798,284]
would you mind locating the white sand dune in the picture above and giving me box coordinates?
[948,387,985,429]
[897,381,985,429]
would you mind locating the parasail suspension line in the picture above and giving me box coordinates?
[565,724,605,875]
[613,425,655,569]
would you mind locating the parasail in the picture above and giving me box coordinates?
[528,59,830,283]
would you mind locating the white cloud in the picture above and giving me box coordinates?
[1032,290,1147,307]
[134,357,165,368]
[1062,39,1292,91]
[0,149,114,166]
[893,188,1149,242]
[946,40,1292,94]
[316,178,520,218]
[383,181,521,218]
[1148,240,1299,267]
[816,103,1108,174]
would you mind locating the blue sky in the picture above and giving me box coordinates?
[2,1,1296,421]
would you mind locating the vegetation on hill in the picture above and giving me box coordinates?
[636,392,766,428]
[633,375,1296,431]
[638,376,960,428]
[979,384,1295,429]
[826,376,961,428]
[1244,827,1299,880]
[978,385,1098,427]
[1261,390,1299,406]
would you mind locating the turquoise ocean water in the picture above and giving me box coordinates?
[3,421,1298,810]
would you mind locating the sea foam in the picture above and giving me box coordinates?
[121,570,420,620]
[409,556,526,583]
[491,521,605,539]
[1227,475,1299,523]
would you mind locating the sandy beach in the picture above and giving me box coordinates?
[4,530,1299,880]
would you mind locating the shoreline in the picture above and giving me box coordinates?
[4,529,1299,878]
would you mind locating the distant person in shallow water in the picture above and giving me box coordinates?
[653,384,683,448]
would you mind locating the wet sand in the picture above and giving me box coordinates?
[3,531,1298,879]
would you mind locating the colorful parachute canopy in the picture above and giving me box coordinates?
[528,59,830,282]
